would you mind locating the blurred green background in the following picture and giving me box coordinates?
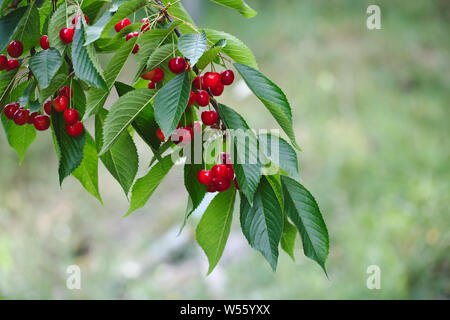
[0,0,449,299]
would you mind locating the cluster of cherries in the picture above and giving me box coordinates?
[0,39,23,71]
[197,152,240,193]
[3,102,50,131]
[115,17,152,54]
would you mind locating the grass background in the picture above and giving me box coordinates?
[0,0,448,299]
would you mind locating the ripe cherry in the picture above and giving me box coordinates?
[126,32,139,54]
[207,183,217,193]
[197,170,213,185]
[148,81,156,89]
[7,40,23,58]
[64,108,79,125]
[168,57,187,74]
[211,164,229,179]
[28,112,38,124]
[33,115,50,131]
[193,75,203,89]
[58,86,73,99]
[72,14,89,26]
[141,68,164,82]
[210,82,224,96]
[40,35,50,50]
[66,121,84,137]
[3,102,20,119]
[13,108,29,125]
[171,126,193,145]
[141,18,150,32]
[60,28,74,44]
[201,110,218,126]
[0,55,7,70]
[196,90,210,107]
[212,176,231,192]
[188,91,196,106]
[6,59,19,71]
[44,100,52,115]
[156,128,165,142]
[203,72,221,89]
[227,166,235,180]
[114,18,131,32]
[221,70,235,86]
[52,96,68,112]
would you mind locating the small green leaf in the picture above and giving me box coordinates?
[281,176,329,274]
[281,216,297,261]
[72,133,102,203]
[178,31,207,67]
[234,63,301,151]
[196,40,226,70]
[126,155,174,216]
[196,188,236,275]
[209,0,257,18]
[240,177,283,271]
[154,71,191,138]
[29,48,63,88]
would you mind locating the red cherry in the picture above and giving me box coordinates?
[234,178,240,190]
[64,108,79,125]
[148,81,156,89]
[52,96,68,112]
[201,110,218,126]
[72,14,89,26]
[0,55,7,70]
[207,183,217,193]
[211,164,229,179]
[227,166,235,180]
[203,72,221,89]
[168,57,187,74]
[66,121,84,137]
[44,100,52,115]
[7,40,23,58]
[171,126,193,145]
[33,115,50,131]
[220,152,232,165]
[125,32,138,41]
[60,28,74,44]
[6,59,19,71]
[196,90,210,107]
[58,86,73,99]
[3,102,20,119]
[220,70,235,86]
[210,82,224,96]
[188,91,196,106]
[13,108,29,125]
[141,18,150,32]
[212,176,231,192]
[28,111,38,124]
[141,67,164,82]
[40,35,50,50]
[197,170,213,185]
[114,18,131,32]
[193,75,203,89]
[156,128,165,142]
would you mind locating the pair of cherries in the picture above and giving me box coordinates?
[3,102,50,131]
[0,40,23,71]
[197,153,239,193]
[116,18,152,55]
[47,86,83,137]
[194,70,235,96]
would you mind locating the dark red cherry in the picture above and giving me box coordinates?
[193,75,203,89]
[141,18,150,32]
[196,90,210,107]
[58,86,73,99]
[52,96,68,112]
[60,28,74,44]
[168,57,187,74]
[188,91,196,106]
[207,183,217,193]
[7,40,23,58]
[27,111,38,124]
[3,102,20,119]
[203,72,221,89]
[66,121,84,137]
[114,18,131,32]
[212,176,231,192]
[13,108,29,125]
[227,166,235,180]
[40,35,50,50]
[6,59,19,71]
[156,128,165,142]
[211,164,229,179]
[148,81,156,89]
[220,70,235,86]
[44,100,52,115]
[33,115,50,131]
[64,108,79,125]
[0,55,7,70]
[201,110,218,126]
[141,67,164,82]
[72,14,89,26]
[197,170,213,185]
[210,82,224,96]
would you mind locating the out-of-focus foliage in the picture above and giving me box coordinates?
[0,0,448,299]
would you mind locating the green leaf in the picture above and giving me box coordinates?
[281,215,297,261]
[38,69,69,104]
[203,29,257,69]
[18,81,37,107]
[259,133,300,180]
[99,88,157,155]
[69,79,87,118]
[0,6,27,52]
[154,71,191,138]
[101,0,147,37]
[72,22,107,90]
[48,3,77,54]
[160,0,197,34]
[29,48,63,88]
[84,10,113,46]
[209,0,257,18]
[240,176,283,271]
[1,114,36,164]
[146,43,176,71]
[126,155,174,216]
[196,40,226,71]
[72,133,102,203]
[281,176,329,273]
[196,188,236,275]
[95,109,138,196]
[178,31,207,67]
[234,63,301,151]
[83,37,137,120]
[184,162,206,217]
[52,109,86,185]
[218,104,262,204]
[12,3,40,52]
[0,70,17,102]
